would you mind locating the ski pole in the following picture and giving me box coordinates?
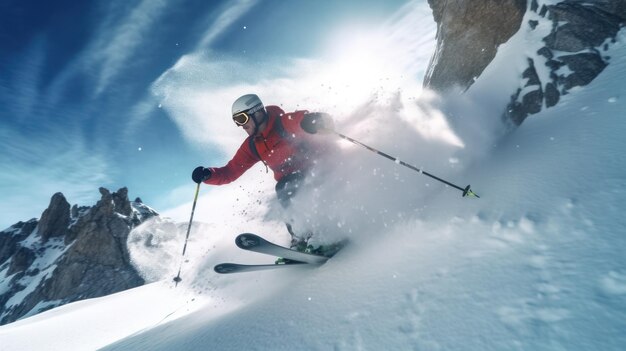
[332,131,479,198]
[173,182,201,286]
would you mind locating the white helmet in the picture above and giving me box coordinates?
[232,94,264,116]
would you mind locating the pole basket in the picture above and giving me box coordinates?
[462,185,480,198]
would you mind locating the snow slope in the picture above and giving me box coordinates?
[2,9,626,351]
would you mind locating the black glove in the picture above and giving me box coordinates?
[300,112,334,134]
[192,166,212,183]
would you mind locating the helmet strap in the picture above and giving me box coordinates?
[251,110,268,136]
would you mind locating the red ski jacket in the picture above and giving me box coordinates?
[205,105,327,185]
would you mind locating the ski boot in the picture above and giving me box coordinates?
[289,232,313,253]
[307,239,348,258]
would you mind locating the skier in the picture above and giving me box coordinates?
[191,94,335,252]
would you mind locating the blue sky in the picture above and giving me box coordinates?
[0,0,416,229]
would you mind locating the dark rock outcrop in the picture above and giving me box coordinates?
[6,246,36,276]
[0,187,159,325]
[543,1,624,51]
[0,219,37,266]
[424,0,528,91]
[37,192,70,241]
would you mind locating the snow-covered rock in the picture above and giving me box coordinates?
[425,0,626,125]
[505,0,626,124]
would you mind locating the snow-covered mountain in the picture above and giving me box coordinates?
[0,188,157,325]
[1,1,625,350]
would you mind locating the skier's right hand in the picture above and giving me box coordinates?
[301,112,334,134]
[192,166,212,183]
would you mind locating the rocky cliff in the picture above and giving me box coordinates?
[425,0,626,125]
[0,187,158,325]
[424,0,528,91]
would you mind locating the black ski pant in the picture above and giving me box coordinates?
[275,172,307,240]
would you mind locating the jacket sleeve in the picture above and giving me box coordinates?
[283,110,334,135]
[204,138,259,185]
[281,110,308,135]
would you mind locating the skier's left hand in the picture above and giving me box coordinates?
[301,112,334,134]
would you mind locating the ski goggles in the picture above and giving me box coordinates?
[232,103,264,126]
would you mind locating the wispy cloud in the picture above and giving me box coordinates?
[0,30,117,229]
[196,0,259,50]
[126,0,259,138]
[0,130,114,230]
[1,35,47,124]
[40,0,173,106]
[89,0,171,96]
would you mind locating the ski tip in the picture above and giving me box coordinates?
[235,233,262,249]
[214,263,237,274]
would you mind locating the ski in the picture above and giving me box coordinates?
[213,233,346,274]
[234,233,330,264]
[214,262,306,274]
